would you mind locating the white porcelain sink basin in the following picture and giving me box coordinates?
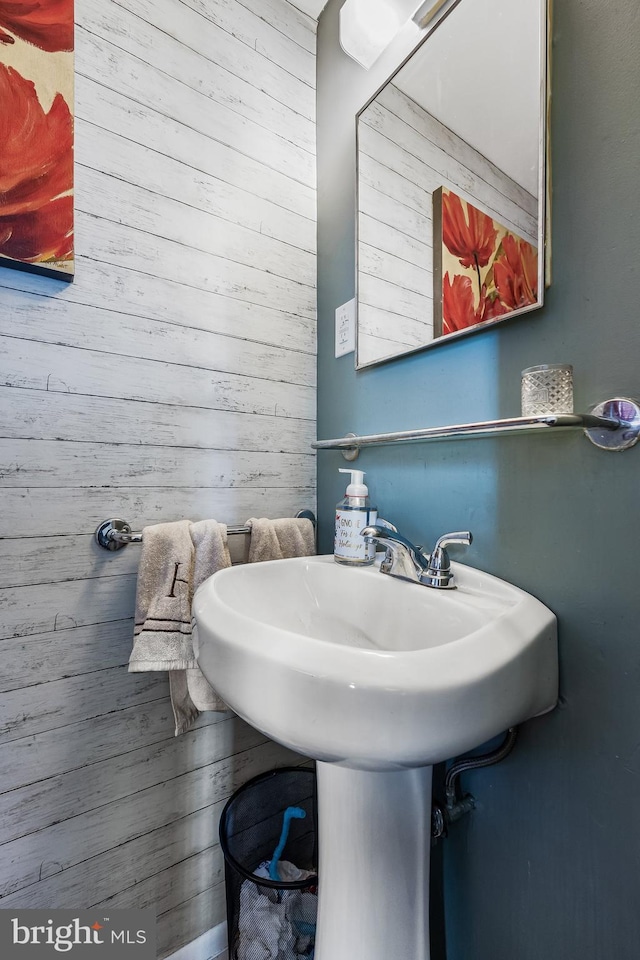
[194,555,557,770]
[193,554,557,960]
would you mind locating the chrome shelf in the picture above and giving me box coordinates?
[312,399,640,460]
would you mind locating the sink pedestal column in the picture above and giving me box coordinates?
[314,762,432,960]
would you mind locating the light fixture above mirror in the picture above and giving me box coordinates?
[339,0,459,69]
[339,0,421,69]
[355,0,549,368]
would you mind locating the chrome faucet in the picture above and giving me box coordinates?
[361,526,472,589]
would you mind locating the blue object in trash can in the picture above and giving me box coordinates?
[268,806,307,881]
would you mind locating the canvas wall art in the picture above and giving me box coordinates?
[433,186,538,339]
[0,0,74,280]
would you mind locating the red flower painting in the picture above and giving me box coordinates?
[441,189,498,272]
[442,275,509,335]
[493,234,538,310]
[0,0,74,53]
[0,1,74,277]
[442,275,482,334]
[435,187,537,338]
[0,64,73,264]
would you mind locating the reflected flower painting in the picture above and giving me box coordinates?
[433,187,537,338]
[0,0,74,279]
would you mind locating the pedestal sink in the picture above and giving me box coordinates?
[193,555,557,960]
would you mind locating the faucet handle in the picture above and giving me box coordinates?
[432,531,473,553]
[424,532,473,589]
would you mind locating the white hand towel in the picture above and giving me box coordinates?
[246,517,315,562]
[129,520,195,671]
[129,519,231,736]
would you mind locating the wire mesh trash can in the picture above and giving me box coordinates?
[220,767,318,960]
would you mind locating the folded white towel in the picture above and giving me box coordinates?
[129,519,231,735]
[246,517,315,562]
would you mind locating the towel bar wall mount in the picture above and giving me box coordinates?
[95,511,317,552]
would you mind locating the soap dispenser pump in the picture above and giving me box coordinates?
[334,468,378,566]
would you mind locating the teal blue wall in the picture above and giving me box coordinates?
[317,1,640,956]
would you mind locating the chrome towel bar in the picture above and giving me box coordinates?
[95,511,316,551]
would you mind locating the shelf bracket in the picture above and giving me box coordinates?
[583,398,640,451]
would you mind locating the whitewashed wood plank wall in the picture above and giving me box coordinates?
[358,82,538,366]
[0,1,317,956]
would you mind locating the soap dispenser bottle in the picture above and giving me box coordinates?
[334,468,378,566]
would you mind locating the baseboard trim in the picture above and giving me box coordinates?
[165,921,227,960]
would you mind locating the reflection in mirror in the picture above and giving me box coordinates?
[356,0,547,368]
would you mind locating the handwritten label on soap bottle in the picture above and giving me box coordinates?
[335,509,377,562]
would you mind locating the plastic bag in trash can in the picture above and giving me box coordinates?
[237,860,316,960]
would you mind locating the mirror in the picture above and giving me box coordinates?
[356,0,548,368]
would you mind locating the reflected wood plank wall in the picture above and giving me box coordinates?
[0,1,317,955]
